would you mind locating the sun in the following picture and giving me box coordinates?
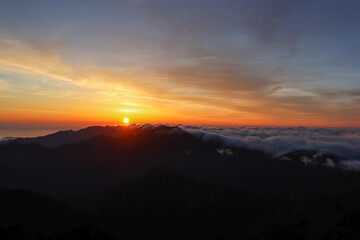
[123,117,130,124]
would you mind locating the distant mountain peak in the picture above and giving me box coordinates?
[3,124,186,148]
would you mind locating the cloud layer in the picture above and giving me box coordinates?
[181,125,360,169]
[2,123,360,171]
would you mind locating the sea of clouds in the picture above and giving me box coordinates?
[2,124,360,170]
[180,125,360,168]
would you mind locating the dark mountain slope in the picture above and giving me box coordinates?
[2,166,360,240]
[0,126,201,197]
[73,167,285,240]
[0,189,89,233]
[250,189,360,240]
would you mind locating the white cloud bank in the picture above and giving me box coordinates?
[180,125,360,170]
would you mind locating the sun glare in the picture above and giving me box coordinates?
[123,117,130,124]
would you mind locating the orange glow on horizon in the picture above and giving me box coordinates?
[0,5,359,130]
[1,113,360,128]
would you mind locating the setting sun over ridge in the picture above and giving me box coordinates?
[123,117,130,124]
[1,1,360,239]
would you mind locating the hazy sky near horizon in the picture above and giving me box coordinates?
[0,0,359,127]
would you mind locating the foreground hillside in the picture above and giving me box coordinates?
[2,170,360,239]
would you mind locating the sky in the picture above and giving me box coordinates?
[0,0,360,128]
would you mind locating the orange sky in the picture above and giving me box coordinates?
[0,36,359,128]
[1,1,360,128]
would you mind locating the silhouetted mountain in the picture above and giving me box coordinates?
[2,125,360,239]
[4,124,172,148]
[0,125,192,197]
[1,125,360,200]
